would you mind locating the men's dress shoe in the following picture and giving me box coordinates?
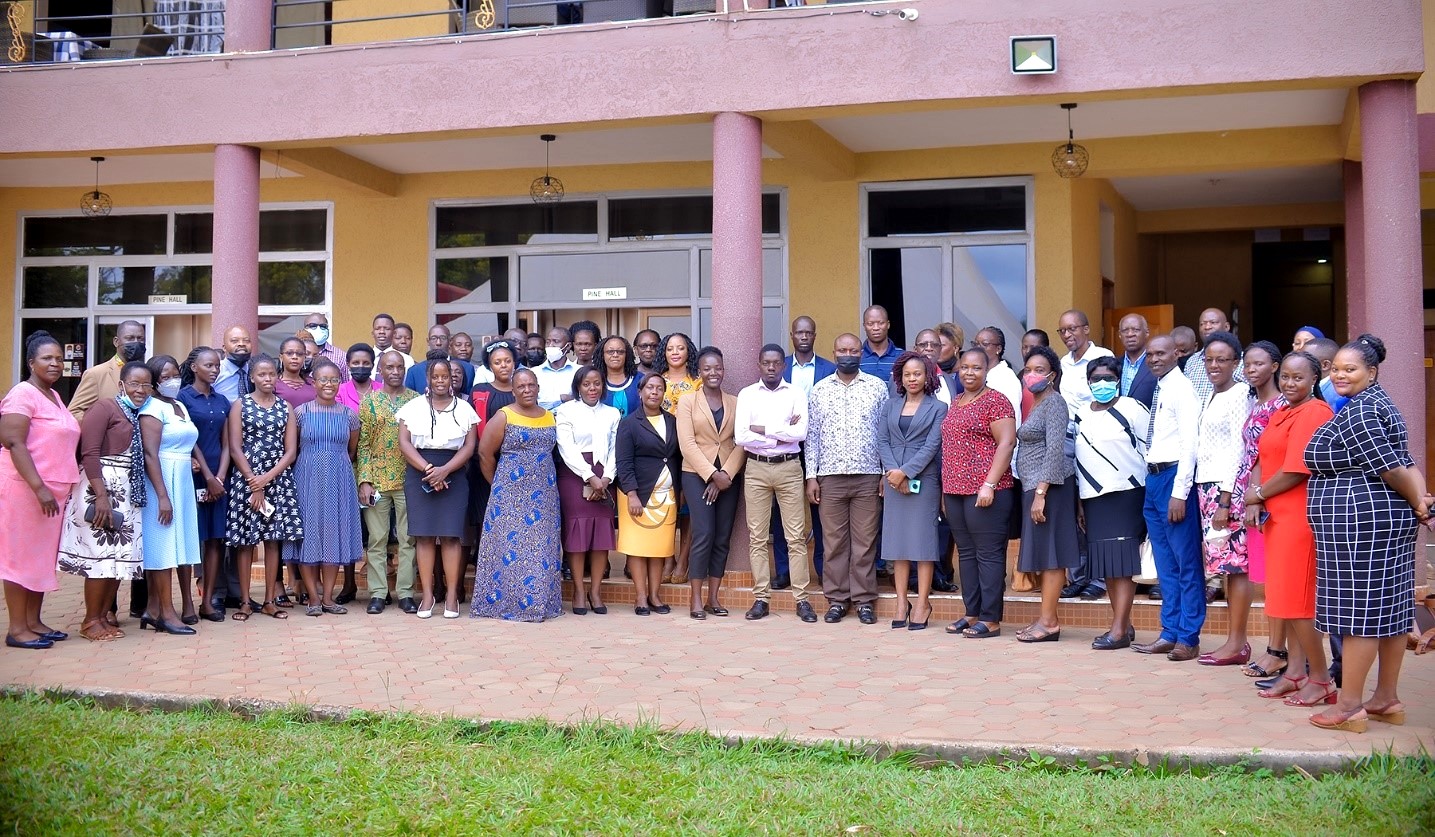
[1060,582,1084,599]
[1167,643,1200,662]
[857,604,876,625]
[771,574,791,591]
[932,579,957,593]
[824,604,847,624]
[5,635,54,650]
[1205,584,1222,604]
[1079,586,1105,601]
[366,597,385,615]
[398,597,418,615]
[795,601,818,623]
[1091,630,1132,651]
[744,601,770,621]
[1147,585,1163,601]
[1132,638,1177,655]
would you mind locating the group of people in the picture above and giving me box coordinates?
[1,304,1430,735]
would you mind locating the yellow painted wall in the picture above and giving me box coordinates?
[331,0,458,45]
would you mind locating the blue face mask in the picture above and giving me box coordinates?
[1089,380,1119,404]
[122,394,149,412]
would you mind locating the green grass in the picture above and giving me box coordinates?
[1,693,1432,836]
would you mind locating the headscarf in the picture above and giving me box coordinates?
[113,394,147,508]
[1296,325,1325,340]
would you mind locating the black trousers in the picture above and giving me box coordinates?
[948,488,1015,623]
[682,472,741,580]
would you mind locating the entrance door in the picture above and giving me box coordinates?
[1251,241,1334,345]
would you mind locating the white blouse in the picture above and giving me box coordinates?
[395,396,479,450]
[1194,385,1253,492]
[555,399,620,481]
[1074,397,1149,500]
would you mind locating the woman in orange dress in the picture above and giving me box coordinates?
[1244,352,1334,708]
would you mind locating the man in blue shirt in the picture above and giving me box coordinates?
[404,324,476,397]
[1306,337,1351,413]
[1117,313,1157,408]
[772,315,834,590]
[858,305,903,387]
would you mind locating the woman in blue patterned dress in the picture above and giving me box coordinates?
[470,368,563,622]
[287,359,362,617]
[1304,335,1434,732]
[225,355,302,621]
[138,355,201,635]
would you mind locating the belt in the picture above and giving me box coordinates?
[1147,461,1177,475]
[748,452,800,464]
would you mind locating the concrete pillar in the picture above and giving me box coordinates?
[226,0,273,52]
[211,144,261,349]
[1357,79,1427,589]
[711,112,765,391]
[1342,160,1365,338]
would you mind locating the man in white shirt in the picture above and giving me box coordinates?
[1184,307,1243,404]
[1056,309,1115,417]
[533,326,578,411]
[1133,335,1205,662]
[974,326,1022,423]
[370,313,415,368]
[805,333,887,625]
[735,344,817,623]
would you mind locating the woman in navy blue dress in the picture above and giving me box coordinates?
[1303,335,1434,732]
[179,347,230,622]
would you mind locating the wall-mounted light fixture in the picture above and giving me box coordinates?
[1011,36,1056,74]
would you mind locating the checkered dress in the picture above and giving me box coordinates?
[1303,383,1417,637]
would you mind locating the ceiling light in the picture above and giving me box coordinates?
[1011,36,1056,74]
[81,156,112,218]
[1051,103,1088,179]
[529,134,564,204]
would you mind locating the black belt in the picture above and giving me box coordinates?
[1147,461,1177,475]
[748,452,800,464]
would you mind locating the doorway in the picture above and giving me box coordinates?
[1251,241,1334,345]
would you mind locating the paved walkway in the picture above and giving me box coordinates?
[3,579,1432,768]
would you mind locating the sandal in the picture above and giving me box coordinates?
[1363,700,1406,725]
[231,604,253,622]
[321,603,348,615]
[1242,646,1288,677]
[945,617,974,635]
[1017,624,1061,643]
[1258,673,1306,699]
[963,622,1001,638]
[259,601,290,620]
[306,605,323,617]
[80,619,116,642]
[272,594,295,609]
[1284,678,1338,707]
[1309,705,1367,733]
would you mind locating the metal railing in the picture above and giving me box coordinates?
[2,0,225,64]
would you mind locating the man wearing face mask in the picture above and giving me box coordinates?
[523,333,546,369]
[70,320,147,422]
[534,326,578,411]
[302,312,348,382]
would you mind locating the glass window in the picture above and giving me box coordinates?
[609,194,780,240]
[698,248,783,297]
[435,311,513,340]
[259,261,325,306]
[23,266,88,308]
[23,214,167,257]
[869,247,943,348]
[436,202,599,248]
[174,213,213,254]
[98,266,213,305]
[435,257,510,306]
[19,317,89,402]
[173,209,328,253]
[951,244,1028,351]
[867,186,1026,237]
[518,251,689,303]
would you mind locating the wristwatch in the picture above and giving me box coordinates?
[982,481,998,490]
[1035,487,1047,497]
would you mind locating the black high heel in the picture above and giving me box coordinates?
[891,603,910,630]
[140,615,197,635]
[181,614,200,626]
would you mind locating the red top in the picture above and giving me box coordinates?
[941,388,1015,495]
[1256,397,1333,520]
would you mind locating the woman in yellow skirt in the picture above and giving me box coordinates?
[616,374,682,616]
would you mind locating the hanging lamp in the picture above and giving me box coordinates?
[81,156,113,217]
[1050,103,1089,179]
[529,134,565,204]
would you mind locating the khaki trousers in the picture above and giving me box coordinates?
[362,490,415,599]
[744,458,811,602]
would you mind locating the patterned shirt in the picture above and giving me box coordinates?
[805,372,887,478]
[662,375,700,415]
[356,387,419,492]
[941,388,1015,495]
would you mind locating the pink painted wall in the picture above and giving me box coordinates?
[0,0,1422,154]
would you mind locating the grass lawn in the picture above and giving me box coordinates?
[1,694,1432,836]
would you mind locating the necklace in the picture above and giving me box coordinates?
[956,386,987,407]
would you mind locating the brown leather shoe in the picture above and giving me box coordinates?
[1132,638,1177,655]
[1167,643,1200,662]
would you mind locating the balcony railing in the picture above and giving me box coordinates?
[2,0,224,64]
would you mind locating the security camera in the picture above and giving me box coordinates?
[897,8,919,21]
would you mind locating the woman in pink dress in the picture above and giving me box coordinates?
[0,331,83,650]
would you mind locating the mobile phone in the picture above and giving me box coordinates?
[908,478,921,494]
[260,499,276,519]
[421,481,437,494]
[368,490,381,507]
[196,488,209,503]
[1257,509,1271,526]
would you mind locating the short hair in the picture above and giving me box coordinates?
[1059,309,1090,327]
[656,333,699,378]
[372,313,395,325]
[638,370,666,390]
[959,346,991,368]
[1243,340,1283,369]
[759,343,786,358]
[570,365,604,400]
[634,329,661,347]
[120,360,153,384]
[311,358,342,379]
[526,332,543,342]
[1343,333,1386,367]
[548,325,572,342]
[145,354,180,387]
[569,320,601,345]
[394,322,414,335]
[512,367,539,386]
[1202,331,1243,359]
[346,343,375,363]
[1023,345,1063,390]
[696,345,724,365]
[862,304,889,321]
[1171,325,1197,345]
[249,354,279,376]
[280,336,306,354]
[891,351,940,396]
[975,325,1005,351]
[1023,329,1050,347]
[935,322,964,350]
[1087,355,1122,381]
[1306,336,1340,364]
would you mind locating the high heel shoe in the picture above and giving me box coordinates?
[139,615,197,635]
[908,614,930,631]
[1363,700,1407,725]
[1258,673,1306,699]
[1309,704,1367,733]
[416,598,435,619]
[180,614,200,626]
[1283,678,1338,707]
[891,603,910,630]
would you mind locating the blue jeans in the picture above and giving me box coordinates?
[1142,468,1205,647]
[772,499,823,578]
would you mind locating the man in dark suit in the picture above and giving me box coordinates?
[1118,313,1157,408]
[772,316,834,589]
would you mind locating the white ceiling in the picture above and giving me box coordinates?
[814,89,1348,152]
[1110,164,1343,211]
[0,153,298,188]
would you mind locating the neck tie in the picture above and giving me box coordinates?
[237,363,252,396]
[1145,381,1160,447]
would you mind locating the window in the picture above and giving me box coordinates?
[98,266,213,305]
[24,214,167,257]
[867,185,1026,237]
[608,194,781,240]
[22,266,88,308]
[173,209,329,254]
[435,202,599,248]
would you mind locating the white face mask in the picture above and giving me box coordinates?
[545,346,566,364]
[157,378,182,399]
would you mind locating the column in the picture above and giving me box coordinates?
[226,0,273,52]
[1342,160,1365,337]
[211,144,261,348]
[711,112,765,391]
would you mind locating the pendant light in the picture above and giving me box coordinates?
[1050,103,1089,179]
[529,134,565,204]
[81,156,113,217]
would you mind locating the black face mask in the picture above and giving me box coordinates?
[301,359,314,376]
[228,351,251,367]
[937,356,957,373]
[349,367,373,383]
[525,351,545,367]
[835,356,861,374]
[119,342,146,363]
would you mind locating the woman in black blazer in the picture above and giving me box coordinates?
[615,374,683,616]
[877,352,949,631]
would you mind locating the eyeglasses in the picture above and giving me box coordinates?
[1089,375,1118,383]
[314,377,342,385]
[280,350,305,358]
[915,341,939,349]
[1056,326,1084,335]
[635,343,658,350]
[603,349,627,356]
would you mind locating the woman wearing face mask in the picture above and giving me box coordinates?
[137,355,202,634]
[1013,345,1079,643]
[336,344,376,412]
[275,337,317,408]
[286,359,362,616]
[177,347,230,622]
[1193,332,1255,666]
[58,361,153,641]
[1073,356,1150,649]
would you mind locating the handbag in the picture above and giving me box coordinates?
[1133,538,1159,584]
[83,503,126,530]
[1010,571,1038,593]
